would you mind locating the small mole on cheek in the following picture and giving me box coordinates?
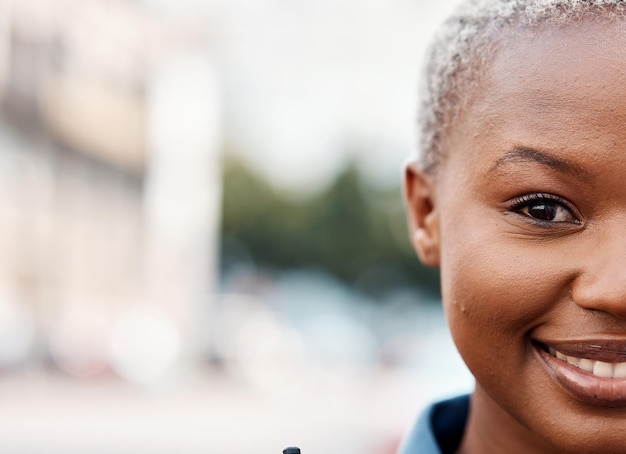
[451,297,470,315]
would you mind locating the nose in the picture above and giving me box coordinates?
[572,227,626,319]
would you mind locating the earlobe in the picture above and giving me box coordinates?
[404,162,440,267]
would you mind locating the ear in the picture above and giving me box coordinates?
[404,161,440,267]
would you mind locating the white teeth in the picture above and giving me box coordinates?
[566,355,579,366]
[579,358,595,373]
[615,362,626,379]
[550,348,626,379]
[593,361,613,378]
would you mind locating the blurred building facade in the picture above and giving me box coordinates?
[0,0,221,381]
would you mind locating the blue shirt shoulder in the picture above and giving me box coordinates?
[398,394,469,454]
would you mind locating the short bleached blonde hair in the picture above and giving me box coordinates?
[418,0,626,173]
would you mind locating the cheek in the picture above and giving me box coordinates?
[439,225,574,364]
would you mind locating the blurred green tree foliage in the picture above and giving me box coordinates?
[220,155,440,299]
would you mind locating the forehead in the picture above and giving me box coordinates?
[444,18,626,173]
[485,19,626,115]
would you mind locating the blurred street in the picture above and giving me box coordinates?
[0,318,471,454]
[0,372,401,454]
[0,1,471,453]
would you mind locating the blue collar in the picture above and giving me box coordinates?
[398,394,469,454]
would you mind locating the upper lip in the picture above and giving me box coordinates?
[534,339,626,363]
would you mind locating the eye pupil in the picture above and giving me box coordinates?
[528,203,557,221]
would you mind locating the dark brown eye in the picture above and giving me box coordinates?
[526,203,558,221]
[511,194,578,224]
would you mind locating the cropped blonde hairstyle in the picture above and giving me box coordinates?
[418,0,626,173]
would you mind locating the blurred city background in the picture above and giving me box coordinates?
[0,0,473,453]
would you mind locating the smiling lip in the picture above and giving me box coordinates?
[534,340,626,407]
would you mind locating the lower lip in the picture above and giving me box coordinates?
[534,345,626,407]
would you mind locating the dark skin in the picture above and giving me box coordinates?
[406,18,626,454]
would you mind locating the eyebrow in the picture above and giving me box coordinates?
[489,146,589,179]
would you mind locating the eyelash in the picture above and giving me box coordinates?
[508,193,581,225]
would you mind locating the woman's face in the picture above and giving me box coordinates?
[407,19,626,453]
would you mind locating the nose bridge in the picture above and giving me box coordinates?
[573,220,626,317]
